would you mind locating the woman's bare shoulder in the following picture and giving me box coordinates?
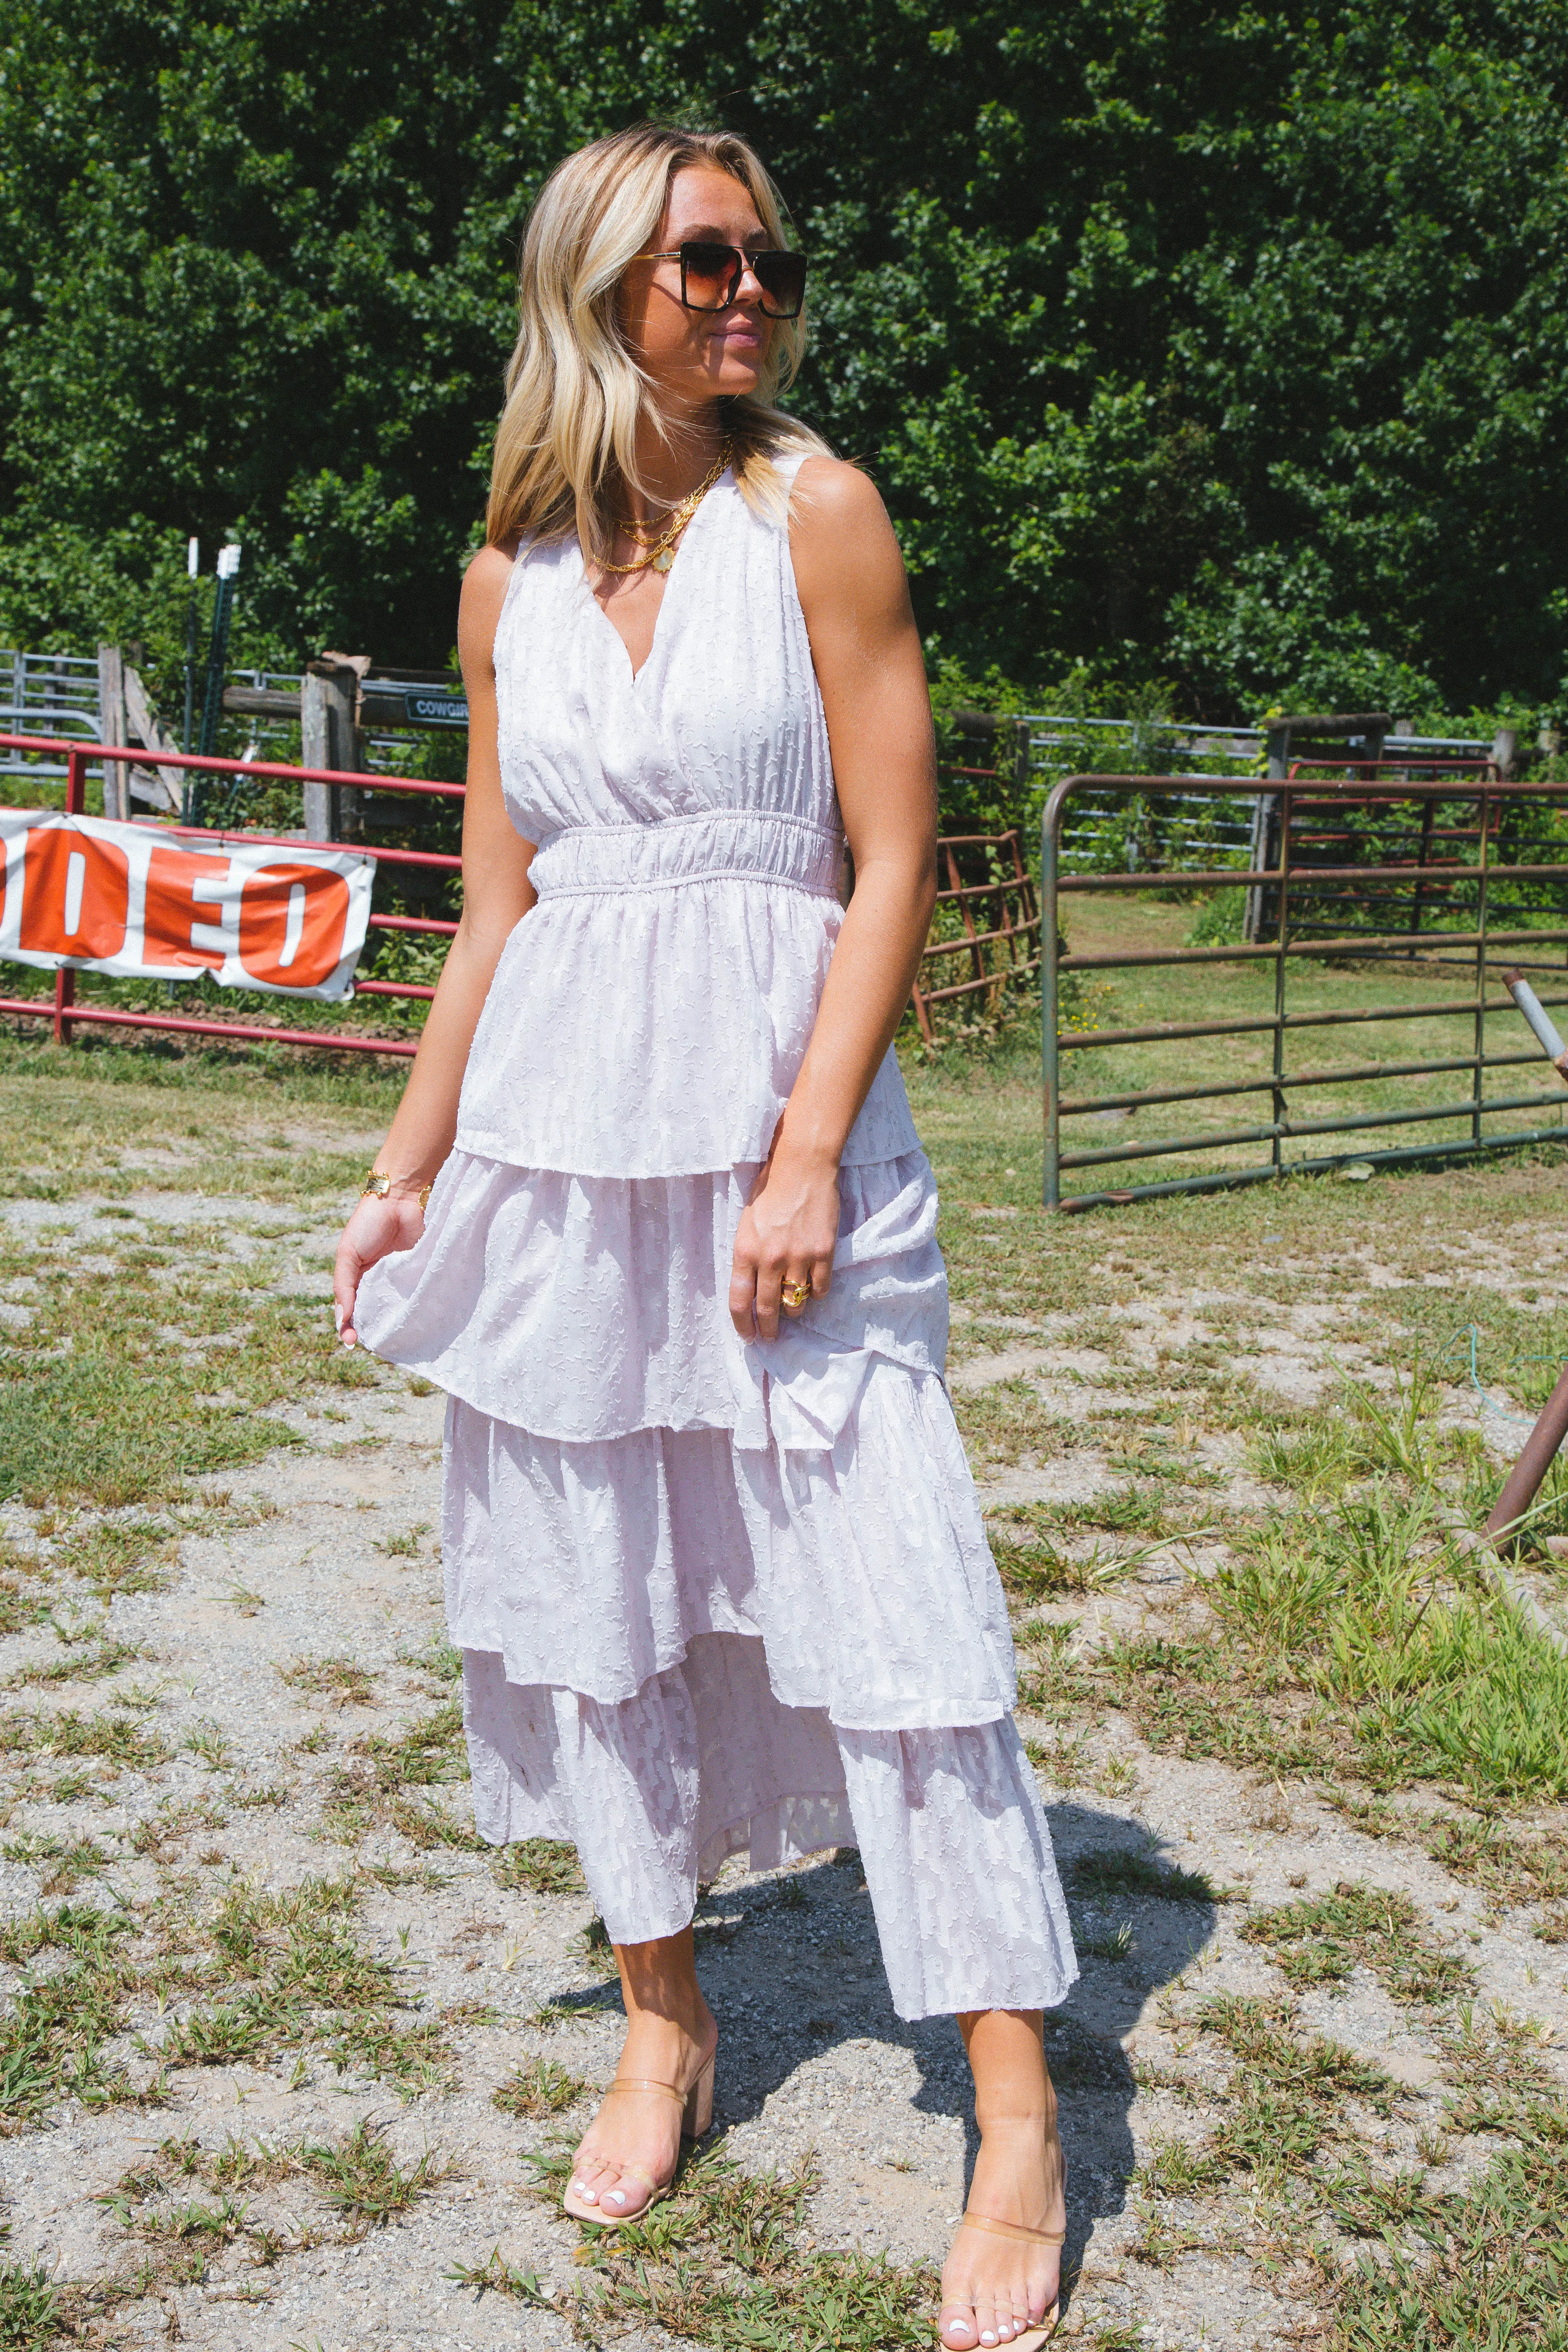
[787,458,906,618]
[458,541,518,676]
[788,455,889,533]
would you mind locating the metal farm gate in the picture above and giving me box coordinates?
[1041,766,1568,1211]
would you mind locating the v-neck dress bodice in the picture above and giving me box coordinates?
[352,454,1076,2023]
[453,467,919,1178]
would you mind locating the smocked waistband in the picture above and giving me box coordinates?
[527,808,843,900]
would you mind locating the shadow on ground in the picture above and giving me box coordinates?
[542,1801,1217,2303]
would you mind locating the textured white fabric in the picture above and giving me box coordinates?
[450,469,919,1177]
[440,1374,1017,1728]
[462,1633,1078,2020]
[354,457,1078,2015]
[838,1719,1078,2019]
[463,1633,854,1942]
[355,1150,946,1450]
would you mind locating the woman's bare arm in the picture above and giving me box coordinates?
[334,544,536,1344]
[729,459,938,1340]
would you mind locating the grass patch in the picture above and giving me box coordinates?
[493,1839,587,1897]
[297,2118,455,2227]
[1241,1882,1475,2005]
[1424,1816,1568,1909]
[0,1707,166,1775]
[0,1353,298,1507]
[527,2139,940,2348]
[281,1656,378,1707]
[0,2261,64,2350]
[1069,1847,1222,1906]
[1326,2098,1568,2347]
[492,2056,589,2118]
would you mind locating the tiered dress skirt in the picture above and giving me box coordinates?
[357,1132,1078,2019]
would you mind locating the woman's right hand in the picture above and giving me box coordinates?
[333,1191,427,1349]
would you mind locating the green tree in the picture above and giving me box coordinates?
[0,1,1564,718]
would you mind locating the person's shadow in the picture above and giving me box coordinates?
[546,1799,1218,2313]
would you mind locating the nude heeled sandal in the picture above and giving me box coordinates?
[562,2050,716,2228]
[937,2210,1067,2351]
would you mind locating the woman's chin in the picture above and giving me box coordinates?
[687,355,766,401]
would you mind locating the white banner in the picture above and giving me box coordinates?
[0,812,373,1002]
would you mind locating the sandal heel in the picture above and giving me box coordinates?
[682,2050,715,2138]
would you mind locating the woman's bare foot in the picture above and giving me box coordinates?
[939,2010,1066,2349]
[565,1928,717,2224]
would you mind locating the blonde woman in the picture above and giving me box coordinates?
[335,122,1077,2352]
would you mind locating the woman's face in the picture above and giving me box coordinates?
[619,164,777,409]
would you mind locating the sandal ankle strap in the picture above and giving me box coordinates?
[959,2209,1067,2248]
[605,2075,686,2107]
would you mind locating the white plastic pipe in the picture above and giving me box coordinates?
[1504,969,1568,1077]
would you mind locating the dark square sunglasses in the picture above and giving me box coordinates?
[635,240,808,319]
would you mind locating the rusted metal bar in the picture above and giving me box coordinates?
[921,959,1042,1008]
[1060,926,1568,971]
[0,728,465,803]
[51,744,88,1046]
[1484,1369,1568,1547]
[939,875,1040,906]
[912,829,1037,1038]
[1060,1087,1568,1171]
[0,996,420,1057]
[947,842,986,994]
[0,727,460,1064]
[1059,1045,1559,1117]
[923,919,1043,962]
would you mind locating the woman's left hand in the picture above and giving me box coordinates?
[729,1145,841,1340]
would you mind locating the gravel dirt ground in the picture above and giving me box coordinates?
[0,1048,1565,2351]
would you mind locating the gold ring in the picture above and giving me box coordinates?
[781,1279,811,1309]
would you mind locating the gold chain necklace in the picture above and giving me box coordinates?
[598,442,731,576]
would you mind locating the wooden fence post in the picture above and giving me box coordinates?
[300,662,360,842]
[97,643,129,821]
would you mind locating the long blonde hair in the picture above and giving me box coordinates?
[486,122,830,558]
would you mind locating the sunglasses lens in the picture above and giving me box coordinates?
[754,251,807,318]
[680,242,738,310]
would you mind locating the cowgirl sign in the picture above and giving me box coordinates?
[0,812,372,1001]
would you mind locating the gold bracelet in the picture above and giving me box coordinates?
[363,1169,434,1212]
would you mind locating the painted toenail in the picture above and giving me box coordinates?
[606,2190,626,2208]
[980,2336,998,2347]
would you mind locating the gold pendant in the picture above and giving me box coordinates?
[652,547,675,573]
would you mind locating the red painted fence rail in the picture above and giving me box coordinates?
[0,730,462,1057]
[1,730,1031,1063]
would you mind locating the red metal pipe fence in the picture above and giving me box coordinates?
[909,828,1041,1042]
[0,730,462,1057]
[3,728,1020,1065]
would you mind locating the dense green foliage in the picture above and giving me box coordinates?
[1,0,1565,720]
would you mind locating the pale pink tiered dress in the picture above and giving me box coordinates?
[355,456,1076,2020]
